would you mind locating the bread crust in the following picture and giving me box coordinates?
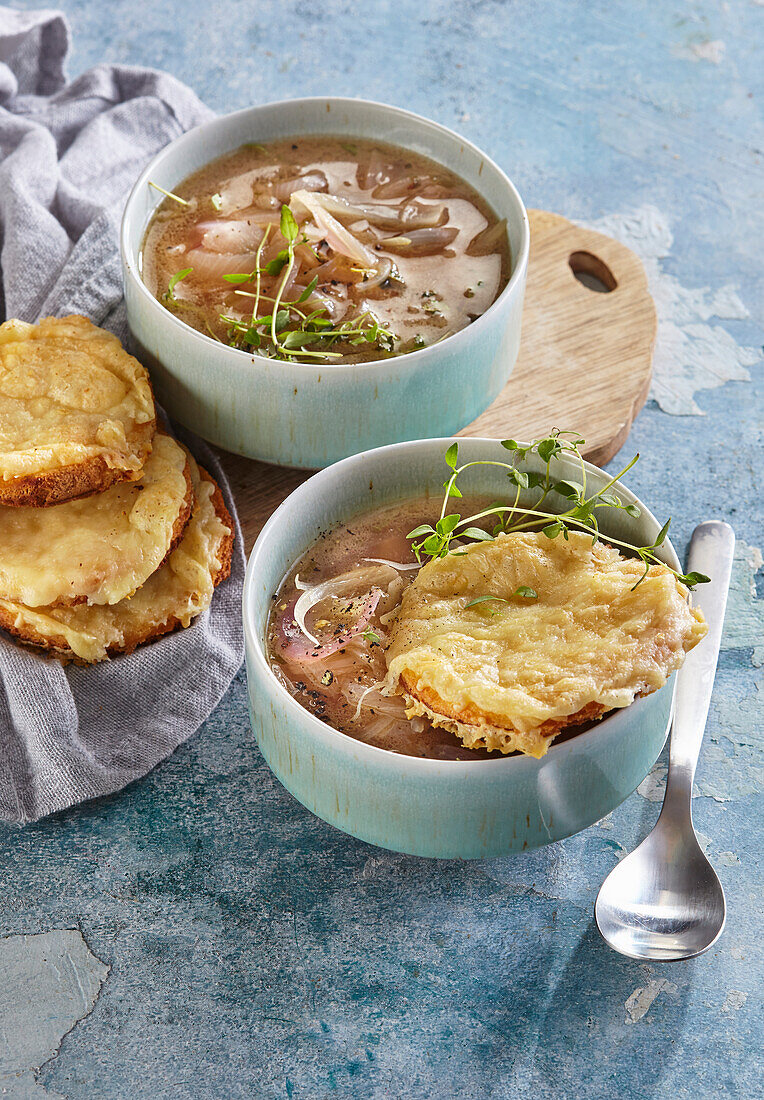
[0,468,234,661]
[399,672,610,757]
[0,315,157,506]
[0,420,155,507]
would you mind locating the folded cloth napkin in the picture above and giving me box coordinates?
[0,7,245,824]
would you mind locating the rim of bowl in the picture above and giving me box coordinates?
[120,95,530,379]
[243,436,680,773]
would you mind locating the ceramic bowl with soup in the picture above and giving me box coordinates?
[121,98,529,468]
[243,437,700,858]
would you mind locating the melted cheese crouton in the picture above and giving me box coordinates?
[385,531,707,757]
[0,434,192,607]
[0,452,233,662]
[0,315,156,505]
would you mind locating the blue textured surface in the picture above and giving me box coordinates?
[2,1,763,1097]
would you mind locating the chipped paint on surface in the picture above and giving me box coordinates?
[624,978,678,1024]
[673,38,727,64]
[696,831,712,855]
[717,851,741,866]
[0,931,109,1098]
[722,990,749,1012]
[581,207,760,415]
[722,541,764,667]
[693,540,764,802]
[637,765,667,803]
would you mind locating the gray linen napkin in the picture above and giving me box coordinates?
[0,8,245,823]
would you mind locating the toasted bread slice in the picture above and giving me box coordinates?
[0,454,234,662]
[0,433,193,608]
[385,531,707,758]
[0,315,156,506]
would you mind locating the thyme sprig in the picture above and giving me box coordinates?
[407,430,710,591]
[169,202,395,361]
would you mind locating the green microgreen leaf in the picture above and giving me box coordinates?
[464,596,508,609]
[297,275,319,303]
[280,204,299,243]
[680,571,711,588]
[653,519,671,547]
[421,534,442,554]
[362,629,381,646]
[281,330,320,349]
[436,514,461,536]
[508,468,529,489]
[223,272,255,284]
[165,267,193,300]
[514,586,538,599]
[445,442,459,469]
[407,524,435,539]
[537,437,561,463]
[263,250,289,277]
[460,527,494,542]
[553,479,582,500]
[542,520,563,538]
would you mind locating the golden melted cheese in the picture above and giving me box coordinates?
[0,434,190,607]
[0,315,154,481]
[385,531,707,757]
[0,453,230,662]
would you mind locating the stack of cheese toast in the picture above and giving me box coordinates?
[0,315,234,662]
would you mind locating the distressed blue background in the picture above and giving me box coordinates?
[1,1,762,1098]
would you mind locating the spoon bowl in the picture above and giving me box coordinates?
[595,811,727,961]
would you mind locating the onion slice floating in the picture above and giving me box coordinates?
[363,557,421,572]
[290,190,377,269]
[282,564,399,659]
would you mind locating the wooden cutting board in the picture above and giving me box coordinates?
[218,209,657,552]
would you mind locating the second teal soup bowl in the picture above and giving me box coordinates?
[243,437,678,858]
[120,97,529,468]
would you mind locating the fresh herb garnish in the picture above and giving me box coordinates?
[165,267,193,302]
[219,205,395,361]
[148,181,189,206]
[464,588,537,610]
[362,629,381,646]
[210,192,223,211]
[406,430,710,591]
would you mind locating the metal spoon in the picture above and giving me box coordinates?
[595,520,735,961]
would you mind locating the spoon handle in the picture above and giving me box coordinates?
[666,521,735,804]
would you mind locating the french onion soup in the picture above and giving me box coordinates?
[266,433,709,761]
[141,136,510,364]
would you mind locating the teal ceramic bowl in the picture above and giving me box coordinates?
[120,97,529,468]
[243,438,678,858]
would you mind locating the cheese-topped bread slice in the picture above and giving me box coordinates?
[0,452,234,662]
[385,531,707,758]
[0,315,156,506]
[0,433,192,607]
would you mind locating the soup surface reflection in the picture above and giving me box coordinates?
[142,136,510,364]
[266,497,597,760]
